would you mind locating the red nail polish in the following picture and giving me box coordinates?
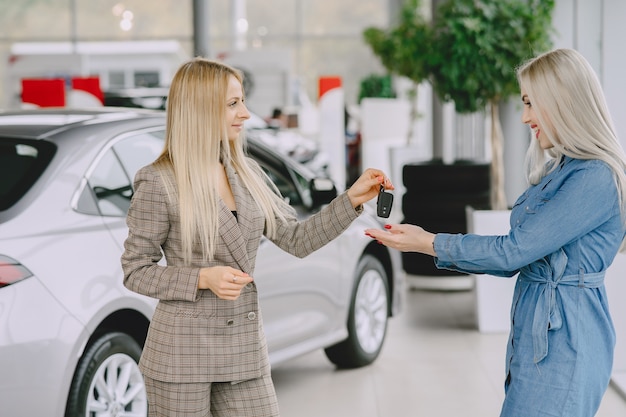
[384,224,391,229]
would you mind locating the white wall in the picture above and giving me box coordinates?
[551,0,626,144]
[602,1,626,148]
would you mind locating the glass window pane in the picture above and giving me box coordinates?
[246,0,297,37]
[113,130,165,181]
[0,0,390,109]
[0,139,56,211]
[208,0,230,43]
[108,71,126,88]
[74,0,192,40]
[300,0,388,35]
[0,0,71,40]
[88,150,132,217]
[134,71,160,88]
[257,161,302,207]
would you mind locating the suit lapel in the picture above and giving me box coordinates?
[220,164,252,273]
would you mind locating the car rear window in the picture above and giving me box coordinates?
[0,138,56,211]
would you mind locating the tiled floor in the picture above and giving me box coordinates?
[272,287,626,417]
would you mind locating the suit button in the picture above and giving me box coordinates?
[245,283,253,290]
[226,319,234,326]
[247,312,256,320]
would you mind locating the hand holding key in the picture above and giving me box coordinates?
[346,169,394,209]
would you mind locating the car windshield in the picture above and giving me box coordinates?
[0,138,56,211]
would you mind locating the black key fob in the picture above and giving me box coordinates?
[376,185,393,218]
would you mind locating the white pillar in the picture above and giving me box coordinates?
[318,82,346,191]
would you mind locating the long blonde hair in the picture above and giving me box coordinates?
[154,57,290,264]
[517,49,626,227]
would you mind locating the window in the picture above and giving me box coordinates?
[77,129,165,217]
[0,139,56,211]
[88,150,133,216]
[255,160,302,207]
[108,71,126,88]
[113,130,165,179]
[134,71,160,88]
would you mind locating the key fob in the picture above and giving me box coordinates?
[376,185,393,218]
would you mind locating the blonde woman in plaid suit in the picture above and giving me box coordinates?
[121,57,393,417]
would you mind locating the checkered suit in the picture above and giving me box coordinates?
[121,160,360,384]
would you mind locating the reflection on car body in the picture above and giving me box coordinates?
[0,108,403,417]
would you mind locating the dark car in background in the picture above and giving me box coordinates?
[0,108,403,417]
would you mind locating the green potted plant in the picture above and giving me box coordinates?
[430,0,556,210]
[363,0,487,289]
[362,0,432,146]
[428,0,556,327]
[357,73,396,103]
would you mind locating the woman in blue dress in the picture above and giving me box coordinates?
[365,48,626,417]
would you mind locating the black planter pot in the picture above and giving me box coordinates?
[402,159,491,195]
[401,159,491,277]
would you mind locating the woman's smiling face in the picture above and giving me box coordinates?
[225,75,250,141]
[521,88,554,150]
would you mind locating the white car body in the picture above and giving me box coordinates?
[0,109,403,417]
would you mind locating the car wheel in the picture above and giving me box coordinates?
[65,332,147,417]
[325,255,389,368]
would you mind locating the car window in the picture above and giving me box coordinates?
[113,130,165,180]
[88,150,133,216]
[292,169,311,206]
[0,139,56,211]
[77,129,164,217]
[255,160,302,206]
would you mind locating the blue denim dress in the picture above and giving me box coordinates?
[434,157,624,417]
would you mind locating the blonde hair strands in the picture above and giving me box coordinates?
[155,57,290,264]
[517,48,626,249]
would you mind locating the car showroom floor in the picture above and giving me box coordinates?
[271,286,626,417]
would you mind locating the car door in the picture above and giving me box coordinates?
[251,155,344,357]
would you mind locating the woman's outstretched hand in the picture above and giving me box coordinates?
[364,223,437,256]
[346,168,394,208]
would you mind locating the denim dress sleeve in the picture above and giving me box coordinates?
[433,158,621,277]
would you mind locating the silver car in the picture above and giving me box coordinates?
[0,108,403,417]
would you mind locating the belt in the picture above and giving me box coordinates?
[518,250,605,363]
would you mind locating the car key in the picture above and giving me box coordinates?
[376,184,393,218]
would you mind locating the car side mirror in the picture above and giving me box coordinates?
[310,177,337,208]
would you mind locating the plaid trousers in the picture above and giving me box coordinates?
[144,375,280,417]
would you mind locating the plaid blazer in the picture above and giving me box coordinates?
[121,161,360,383]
